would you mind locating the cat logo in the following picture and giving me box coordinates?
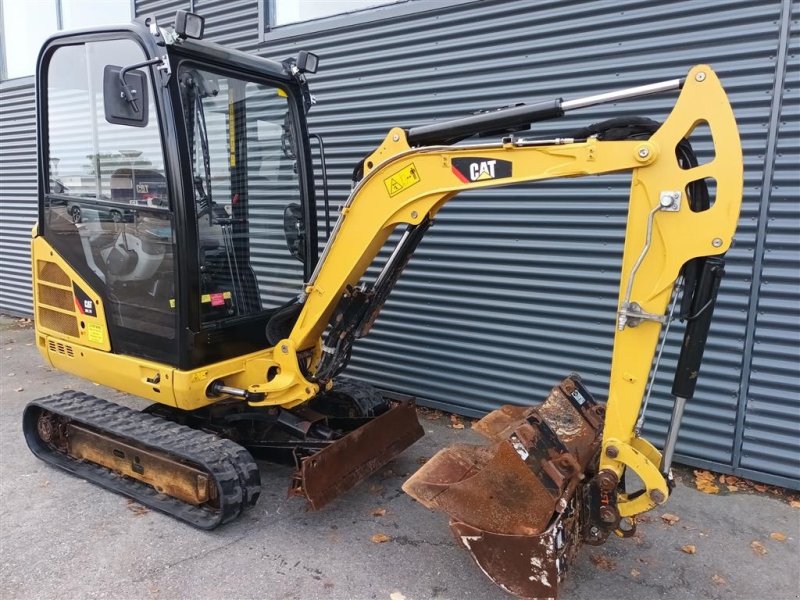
[72,283,95,317]
[451,157,512,183]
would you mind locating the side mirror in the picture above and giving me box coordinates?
[103,65,149,128]
[283,203,305,262]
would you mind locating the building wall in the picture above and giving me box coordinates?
[0,0,797,488]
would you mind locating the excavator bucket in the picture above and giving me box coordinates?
[403,376,605,599]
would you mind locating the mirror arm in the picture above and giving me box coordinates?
[119,57,163,113]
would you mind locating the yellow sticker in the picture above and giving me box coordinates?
[87,323,104,344]
[276,88,287,97]
[169,298,175,308]
[228,93,237,168]
[383,163,420,197]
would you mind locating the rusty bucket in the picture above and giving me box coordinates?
[403,375,605,599]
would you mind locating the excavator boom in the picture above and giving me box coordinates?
[260,65,742,597]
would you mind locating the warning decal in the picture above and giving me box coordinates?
[87,323,104,344]
[383,163,421,197]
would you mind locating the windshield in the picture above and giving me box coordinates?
[179,66,305,324]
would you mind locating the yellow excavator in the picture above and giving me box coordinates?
[25,11,742,599]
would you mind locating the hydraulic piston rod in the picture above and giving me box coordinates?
[561,78,683,111]
[406,77,684,146]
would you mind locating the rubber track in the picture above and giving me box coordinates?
[23,391,261,529]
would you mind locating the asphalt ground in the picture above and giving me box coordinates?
[1,316,798,599]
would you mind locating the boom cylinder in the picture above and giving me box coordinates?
[406,99,563,146]
[405,77,684,147]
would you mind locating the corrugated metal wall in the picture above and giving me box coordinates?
[736,5,799,485]
[0,0,795,488]
[0,81,37,315]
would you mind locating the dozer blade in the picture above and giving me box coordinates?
[290,399,424,510]
[403,376,604,599]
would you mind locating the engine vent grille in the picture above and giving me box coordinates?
[48,339,75,358]
[36,259,79,338]
[38,306,79,338]
[37,260,70,286]
[37,283,73,311]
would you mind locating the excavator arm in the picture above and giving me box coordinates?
[242,64,742,598]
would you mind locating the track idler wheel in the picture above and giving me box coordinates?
[403,375,605,599]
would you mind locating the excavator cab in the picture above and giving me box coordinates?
[29,13,423,526]
[37,15,318,368]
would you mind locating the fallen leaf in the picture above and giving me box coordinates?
[15,387,23,392]
[371,508,387,517]
[681,544,696,554]
[126,499,150,516]
[726,485,739,492]
[420,408,442,421]
[693,470,720,493]
[769,532,787,542]
[754,484,769,493]
[371,532,391,544]
[711,574,727,586]
[449,414,465,429]
[789,500,800,509]
[635,514,654,523]
[630,569,641,577]
[589,554,617,571]
[661,513,680,525]
[750,541,767,555]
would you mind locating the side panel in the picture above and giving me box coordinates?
[32,235,110,352]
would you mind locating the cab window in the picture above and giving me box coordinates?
[45,39,176,356]
[179,66,305,325]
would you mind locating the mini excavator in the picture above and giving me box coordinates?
[25,12,742,599]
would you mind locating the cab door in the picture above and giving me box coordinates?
[39,35,179,364]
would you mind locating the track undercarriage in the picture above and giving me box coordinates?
[23,379,423,528]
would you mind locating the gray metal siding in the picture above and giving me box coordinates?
[0,0,792,488]
[251,0,795,486]
[0,81,37,316]
[739,7,799,482]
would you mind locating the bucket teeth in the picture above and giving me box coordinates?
[403,375,605,599]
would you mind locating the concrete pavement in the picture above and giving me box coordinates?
[1,316,798,599]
